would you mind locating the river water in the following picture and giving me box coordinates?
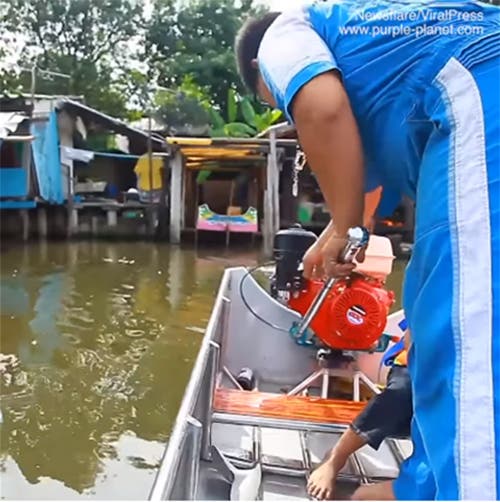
[0,242,406,500]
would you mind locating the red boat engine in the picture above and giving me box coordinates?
[271,225,395,351]
[288,274,395,351]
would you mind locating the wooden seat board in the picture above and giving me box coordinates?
[213,388,366,425]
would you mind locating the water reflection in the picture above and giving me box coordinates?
[0,242,258,499]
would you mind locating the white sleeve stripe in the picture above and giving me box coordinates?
[257,6,337,102]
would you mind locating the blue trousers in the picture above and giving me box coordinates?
[393,54,499,500]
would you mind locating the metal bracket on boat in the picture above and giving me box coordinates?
[222,366,245,390]
[289,321,315,346]
[210,446,262,501]
[184,416,203,500]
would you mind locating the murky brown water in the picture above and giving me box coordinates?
[0,242,261,499]
[0,242,406,500]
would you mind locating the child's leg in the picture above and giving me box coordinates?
[308,366,413,500]
[351,366,412,448]
[308,427,366,500]
[401,55,499,500]
[349,365,425,501]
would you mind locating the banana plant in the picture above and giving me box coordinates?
[240,96,283,134]
[198,89,283,183]
[208,88,282,137]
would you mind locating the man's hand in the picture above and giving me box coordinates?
[321,231,357,278]
[303,235,356,279]
[303,221,334,279]
[303,228,358,279]
[303,184,381,280]
[302,239,324,279]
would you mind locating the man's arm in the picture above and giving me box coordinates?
[254,11,365,278]
[291,72,366,277]
[292,71,365,238]
[364,186,383,232]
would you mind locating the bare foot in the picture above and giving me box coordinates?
[307,458,338,500]
[351,481,395,500]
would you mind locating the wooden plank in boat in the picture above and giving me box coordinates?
[213,388,366,424]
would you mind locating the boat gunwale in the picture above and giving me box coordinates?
[149,268,232,500]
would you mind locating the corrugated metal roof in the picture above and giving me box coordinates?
[0,112,27,139]
[57,99,168,155]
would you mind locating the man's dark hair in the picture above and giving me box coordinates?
[235,12,281,93]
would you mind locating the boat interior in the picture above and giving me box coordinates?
[150,267,412,500]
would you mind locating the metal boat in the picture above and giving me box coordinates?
[149,266,411,500]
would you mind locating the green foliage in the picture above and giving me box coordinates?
[0,0,272,126]
[1,0,144,117]
[153,75,212,135]
[3,0,496,124]
[196,87,283,183]
[151,80,283,139]
[0,33,23,94]
[208,88,282,138]
[240,98,257,128]
[227,88,238,123]
[146,0,267,112]
[126,109,144,122]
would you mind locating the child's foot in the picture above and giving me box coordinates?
[307,458,338,500]
[351,481,395,500]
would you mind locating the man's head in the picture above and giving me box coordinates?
[235,11,281,107]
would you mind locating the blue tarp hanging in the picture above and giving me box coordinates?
[31,111,63,204]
